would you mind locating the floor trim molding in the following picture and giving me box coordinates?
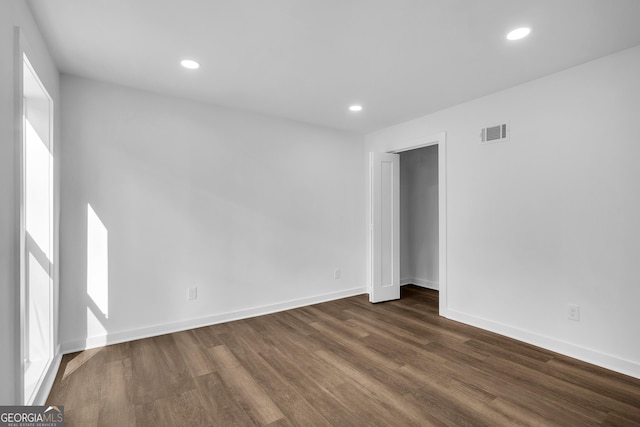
[61,286,367,354]
[400,278,439,290]
[441,307,640,380]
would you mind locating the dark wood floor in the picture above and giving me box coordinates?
[47,286,640,426]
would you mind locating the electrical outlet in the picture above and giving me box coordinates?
[334,269,341,280]
[188,287,197,301]
[568,304,580,321]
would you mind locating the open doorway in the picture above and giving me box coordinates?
[399,145,439,291]
[367,132,447,313]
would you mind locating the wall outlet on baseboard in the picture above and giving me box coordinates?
[568,304,580,321]
[188,287,198,301]
[334,269,341,280]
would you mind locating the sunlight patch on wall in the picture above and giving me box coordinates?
[87,204,109,319]
[86,308,108,345]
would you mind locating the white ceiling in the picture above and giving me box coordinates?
[27,0,640,133]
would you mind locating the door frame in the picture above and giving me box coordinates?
[367,132,447,315]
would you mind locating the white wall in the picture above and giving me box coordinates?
[60,75,366,351]
[367,44,640,378]
[400,146,439,289]
[0,0,60,404]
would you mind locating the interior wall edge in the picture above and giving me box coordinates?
[442,308,640,380]
[11,24,23,407]
[60,285,367,355]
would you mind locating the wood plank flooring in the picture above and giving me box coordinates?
[47,286,640,426]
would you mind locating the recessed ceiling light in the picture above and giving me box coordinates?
[180,59,200,69]
[506,27,531,41]
[349,105,363,112]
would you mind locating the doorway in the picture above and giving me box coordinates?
[367,132,447,314]
[399,145,439,291]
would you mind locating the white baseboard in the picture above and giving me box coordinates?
[441,307,640,380]
[62,286,367,354]
[400,277,439,290]
[57,285,639,384]
[33,345,62,405]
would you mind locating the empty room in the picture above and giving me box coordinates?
[2,0,640,425]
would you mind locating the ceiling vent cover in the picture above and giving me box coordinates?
[481,122,509,144]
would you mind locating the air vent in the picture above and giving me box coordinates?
[481,122,509,144]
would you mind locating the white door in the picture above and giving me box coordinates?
[369,152,400,303]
